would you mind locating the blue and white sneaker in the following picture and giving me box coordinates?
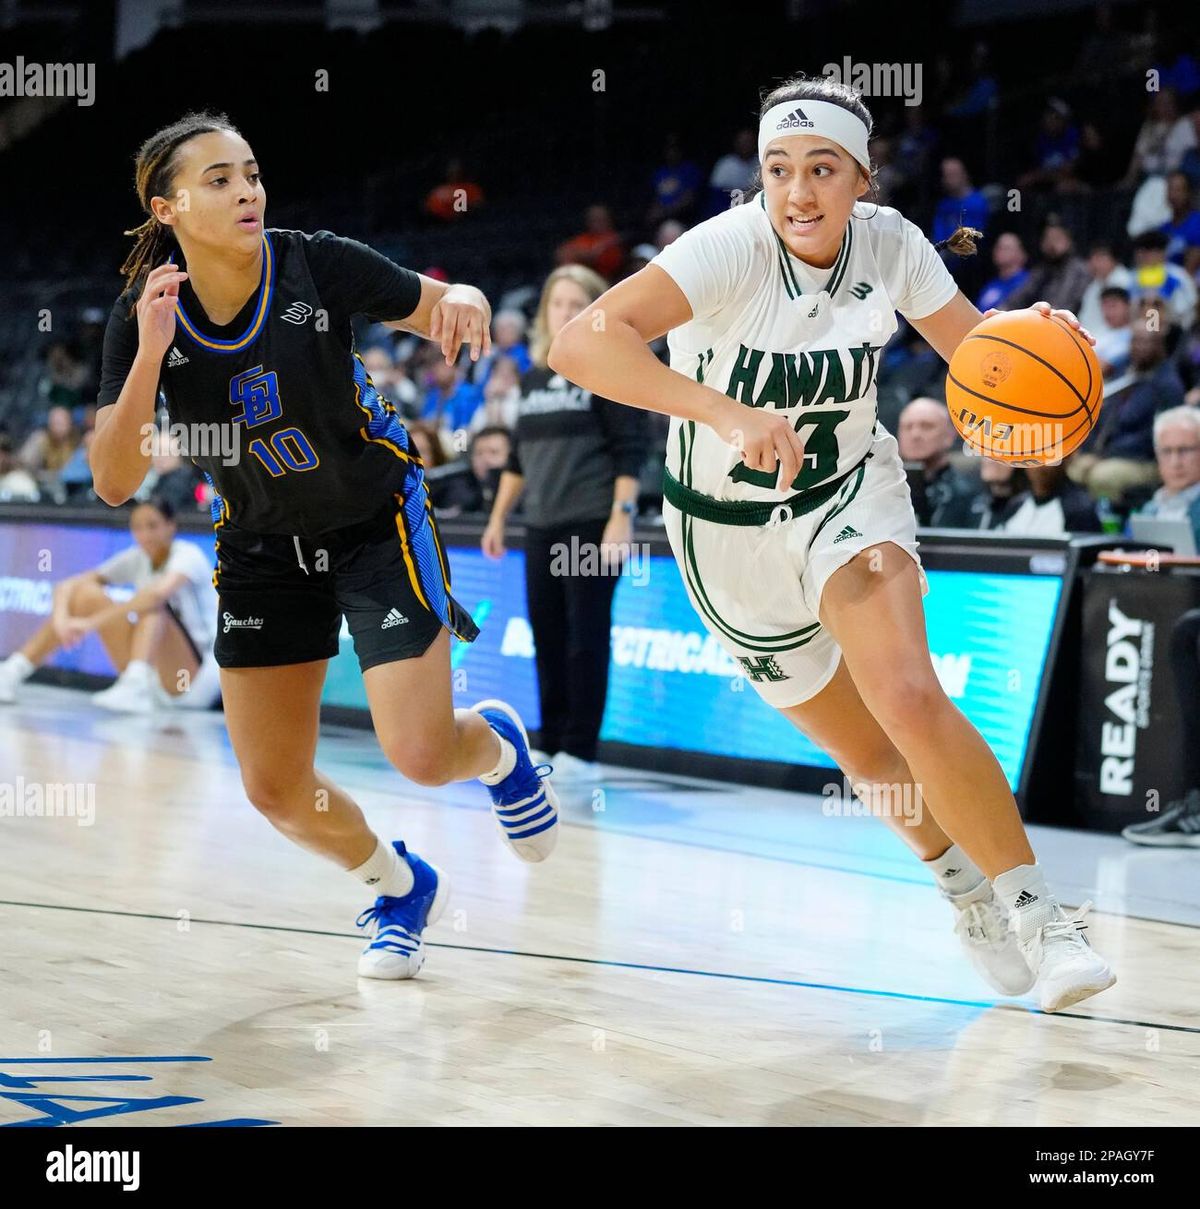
[355,841,449,979]
[471,698,560,862]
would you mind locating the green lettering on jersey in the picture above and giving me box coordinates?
[728,409,851,492]
[783,351,827,407]
[725,344,765,404]
[756,353,790,410]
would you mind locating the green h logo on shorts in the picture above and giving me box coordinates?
[738,655,789,682]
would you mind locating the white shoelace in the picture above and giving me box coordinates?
[953,897,1008,945]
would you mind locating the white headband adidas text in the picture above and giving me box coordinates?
[758,99,871,173]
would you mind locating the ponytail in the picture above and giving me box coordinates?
[934,225,982,258]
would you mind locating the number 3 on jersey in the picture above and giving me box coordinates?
[230,365,320,477]
[729,409,849,492]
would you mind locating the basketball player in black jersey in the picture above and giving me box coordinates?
[91,111,559,980]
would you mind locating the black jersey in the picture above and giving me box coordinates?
[97,229,423,537]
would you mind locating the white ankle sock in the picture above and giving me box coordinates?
[478,734,517,785]
[993,863,1061,939]
[5,653,34,680]
[121,659,154,683]
[926,843,987,900]
[350,839,414,899]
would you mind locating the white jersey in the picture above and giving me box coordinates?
[97,539,218,648]
[651,196,958,502]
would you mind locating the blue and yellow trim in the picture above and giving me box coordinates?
[173,232,275,353]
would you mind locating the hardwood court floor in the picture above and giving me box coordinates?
[1,684,1197,1127]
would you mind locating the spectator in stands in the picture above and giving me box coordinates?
[1008,218,1091,314]
[1093,286,1133,376]
[932,157,988,248]
[1131,229,1197,329]
[420,354,484,436]
[471,354,521,432]
[1123,407,1200,847]
[482,264,647,782]
[999,459,1102,536]
[1122,88,1192,185]
[18,405,80,493]
[647,134,702,228]
[472,309,532,388]
[1071,319,1186,503]
[1178,110,1200,188]
[968,459,1025,530]
[945,42,998,120]
[1067,122,1125,191]
[423,157,485,221]
[39,341,88,412]
[57,429,95,500]
[1137,405,1200,541]
[708,127,758,212]
[0,434,39,501]
[405,419,447,472]
[1079,241,1133,333]
[976,232,1030,313]
[1160,171,1200,273]
[556,204,624,281]
[1018,98,1081,192]
[429,426,513,518]
[898,397,978,527]
[140,429,203,514]
[0,498,220,712]
[361,345,419,418]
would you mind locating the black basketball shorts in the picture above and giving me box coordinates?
[212,493,479,671]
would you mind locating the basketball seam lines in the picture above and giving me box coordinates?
[961,331,1089,409]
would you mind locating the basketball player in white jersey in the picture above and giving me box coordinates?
[550,75,1115,1012]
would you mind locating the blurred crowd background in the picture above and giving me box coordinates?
[2,0,1200,545]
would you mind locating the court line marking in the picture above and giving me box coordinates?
[0,898,1195,1035]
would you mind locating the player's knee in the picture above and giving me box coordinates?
[380,740,455,787]
[241,772,303,818]
[865,671,947,738]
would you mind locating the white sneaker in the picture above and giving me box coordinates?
[551,752,601,785]
[947,887,1037,996]
[92,664,171,714]
[0,654,34,704]
[1020,900,1116,1012]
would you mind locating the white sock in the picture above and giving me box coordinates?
[121,659,154,683]
[478,733,517,785]
[993,863,1062,939]
[925,843,987,901]
[349,838,414,899]
[4,653,34,681]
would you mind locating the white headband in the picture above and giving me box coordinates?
[758,99,871,172]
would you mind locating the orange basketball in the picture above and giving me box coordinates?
[946,308,1102,465]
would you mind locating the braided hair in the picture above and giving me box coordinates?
[119,110,242,313]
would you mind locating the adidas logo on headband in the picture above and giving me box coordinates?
[775,107,814,131]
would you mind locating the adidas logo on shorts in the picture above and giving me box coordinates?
[380,608,409,629]
[832,525,862,544]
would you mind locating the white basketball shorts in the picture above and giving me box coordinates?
[662,427,928,708]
